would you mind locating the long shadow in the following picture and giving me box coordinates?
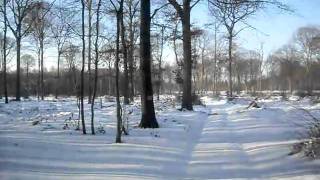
[187,100,320,179]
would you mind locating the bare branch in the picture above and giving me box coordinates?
[168,0,183,18]
[191,0,201,9]
[151,2,170,19]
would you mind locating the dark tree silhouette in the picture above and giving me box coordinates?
[5,0,34,101]
[1,0,9,103]
[87,0,93,104]
[80,0,87,134]
[168,0,201,110]
[120,1,130,104]
[90,0,102,135]
[139,0,159,128]
[110,0,124,143]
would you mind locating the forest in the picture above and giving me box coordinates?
[1,0,320,179]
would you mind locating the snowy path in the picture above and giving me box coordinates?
[1,98,320,179]
[186,100,320,179]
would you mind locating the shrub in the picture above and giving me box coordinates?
[290,108,320,159]
[294,90,310,98]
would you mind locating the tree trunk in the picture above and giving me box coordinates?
[129,47,135,101]
[181,4,193,110]
[55,50,61,99]
[157,26,164,101]
[37,48,40,100]
[115,1,124,142]
[88,0,93,104]
[26,63,29,91]
[16,37,21,101]
[80,0,86,134]
[139,0,159,128]
[288,77,292,94]
[40,37,44,100]
[115,13,122,143]
[108,74,112,95]
[91,0,101,135]
[128,7,135,102]
[173,23,179,66]
[237,71,241,94]
[120,11,130,104]
[213,23,218,95]
[228,35,233,97]
[201,47,205,94]
[3,0,8,103]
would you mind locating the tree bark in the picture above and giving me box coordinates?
[181,3,193,110]
[55,50,61,99]
[2,0,8,103]
[16,36,21,101]
[168,0,193,110]
[115,14,122,142]
[128,47,135,101]
[37,48,40,100]
[88,0,93,104]
[40,37,44,100]
[91,0,102,135]
[139,0,159,128]
[80,0,87,134]
[128,3,135,102]
[228,35,233,97]
[114,0,124,143]
[120,10,130,104]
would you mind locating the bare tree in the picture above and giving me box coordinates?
[208,0,290,97]
[139,0,159,128]
[87,0,93,104]
[169,16,184,93]
[157,25,165,100]
[100,42,116,96]
[126,0,139,101]
[61,43,82,125]
[80,0,87,134]
[5,0,34,101]
[167,0,201,110]
[110,0,124,143]
[27,1,53,100]
[50,4,74,99]
[21,54,35,93]
[90,0,102,135]
[212,22,220,95]
[208,0,261,97]
[295,26,320,94]
[151,22,167,100]
[62,44,80,96]
[1,0,9,103]
[272,44,301,94]
[120,1,129,104]
[193,29,208,94]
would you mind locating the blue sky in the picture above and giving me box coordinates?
[23,0,320,69]
[191,0,320,58]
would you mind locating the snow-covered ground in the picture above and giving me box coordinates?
[0,95,320,179]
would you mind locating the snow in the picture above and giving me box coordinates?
[0,96,320,179]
